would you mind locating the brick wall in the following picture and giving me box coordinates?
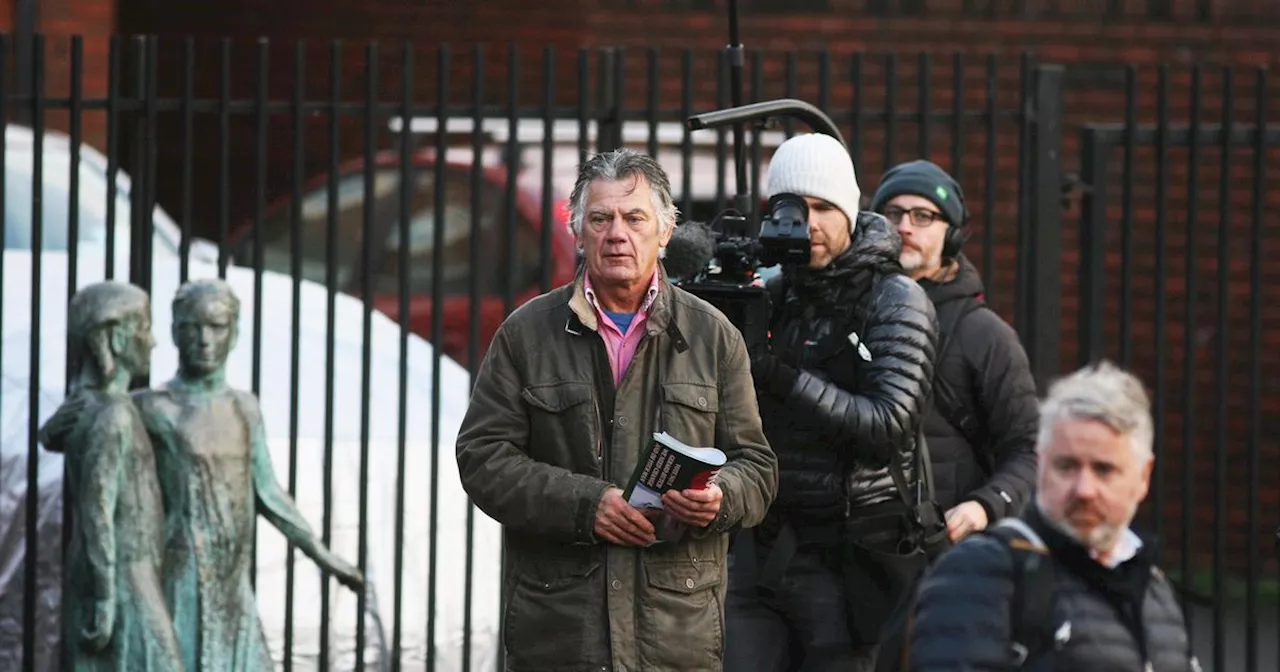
[3,0,117,148]
[105,1,1280,576]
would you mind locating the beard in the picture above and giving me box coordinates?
[1036,491,1139,556]
[899,247,925,273]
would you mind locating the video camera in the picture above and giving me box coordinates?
[669,0,850,353]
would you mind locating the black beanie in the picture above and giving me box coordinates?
[869,159,967,227]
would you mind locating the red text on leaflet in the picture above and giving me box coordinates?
[688,469,720,491]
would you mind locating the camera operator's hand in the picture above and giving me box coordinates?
[748,338,777,384]
[746,331,773,369]
[748,334,802,399]
[750,349,778,384]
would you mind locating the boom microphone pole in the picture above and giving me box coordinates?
[672,1,849,356]
[689,98,846,147]
[726,0,751,236]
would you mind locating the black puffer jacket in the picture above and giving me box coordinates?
[917,254,1039,520]
[752,212,937,537]
[910,505,1199,671]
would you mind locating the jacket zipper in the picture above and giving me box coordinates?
[594,395,607,480]
[593,329,650,483]
[591,337,616,483]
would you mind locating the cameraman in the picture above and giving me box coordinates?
[726,133,938,671]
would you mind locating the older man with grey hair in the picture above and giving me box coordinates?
[903,360,1201,671]
[457,148,778,671]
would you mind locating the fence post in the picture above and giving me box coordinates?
[1025,64,1065,391]
[128,36,155,390]
[1077,127,1108,367]
[12,0,36,125]
[595,47,623,153]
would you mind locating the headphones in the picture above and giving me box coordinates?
[941,207,970,261]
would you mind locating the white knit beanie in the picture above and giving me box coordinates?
[765,133,861,231]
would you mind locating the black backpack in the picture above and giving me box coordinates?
[875,518,1057,671]
[929,295,990,454]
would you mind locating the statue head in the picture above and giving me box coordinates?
[172,279,240,378]
[67,281,154,390]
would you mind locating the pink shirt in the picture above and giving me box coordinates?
[584,271,661,387]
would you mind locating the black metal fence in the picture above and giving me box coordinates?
[0,33,1274,672]
[611,0,1280,24]
[1075,64,1279,672]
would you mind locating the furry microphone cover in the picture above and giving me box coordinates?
[663,220,717,283]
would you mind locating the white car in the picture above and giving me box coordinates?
[1,124,223,275]
[0,125,501,671]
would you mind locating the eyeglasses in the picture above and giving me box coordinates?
[882,205,944,228]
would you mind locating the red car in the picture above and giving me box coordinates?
[230,147,579,366]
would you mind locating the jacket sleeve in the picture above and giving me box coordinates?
[961,310,1040,521]
[910,534,1020,671]
[455,322,613,545]
[770,275,938,467]
[699,327,778,536]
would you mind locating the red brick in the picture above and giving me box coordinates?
[8,0,116,148]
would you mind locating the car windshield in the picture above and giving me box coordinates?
[243,166,544,297]
[3,158,180,260]
[240,170,398,290]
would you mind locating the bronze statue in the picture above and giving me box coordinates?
[38,281,185,672]
[134,278,364,671]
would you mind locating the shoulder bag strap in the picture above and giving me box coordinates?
[987,519,1056,666]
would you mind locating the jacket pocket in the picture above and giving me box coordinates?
[637,559,724,670]
[522,382,600,475]
[660,382,719,450]
[504,554,606,669]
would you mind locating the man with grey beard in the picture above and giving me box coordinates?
[906,361,1201,671]
[870,160,1038,544]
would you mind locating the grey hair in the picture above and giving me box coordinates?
[568,148,679,237]
[1036,360,1154,461]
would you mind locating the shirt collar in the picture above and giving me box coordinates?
[584,270,660,315]
[1096,527,1144,569]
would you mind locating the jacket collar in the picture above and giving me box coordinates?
[918,253,986,307]
[567,265,675,337]
[1025,503,1153,572]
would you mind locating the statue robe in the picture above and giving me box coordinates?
[42,390,184,672]
[137,383,321,672]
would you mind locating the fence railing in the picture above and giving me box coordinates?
[0,33,1274,672]
[1076,63,1278,672]
[603,0,1280,23]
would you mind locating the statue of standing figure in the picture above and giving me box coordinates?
[38,281,185,672]
[134,278,364,671]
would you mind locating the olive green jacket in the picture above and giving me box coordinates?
[456,267,778,671]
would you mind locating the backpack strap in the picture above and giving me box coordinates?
[983,518,1056,667]
[931,297,990,456]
